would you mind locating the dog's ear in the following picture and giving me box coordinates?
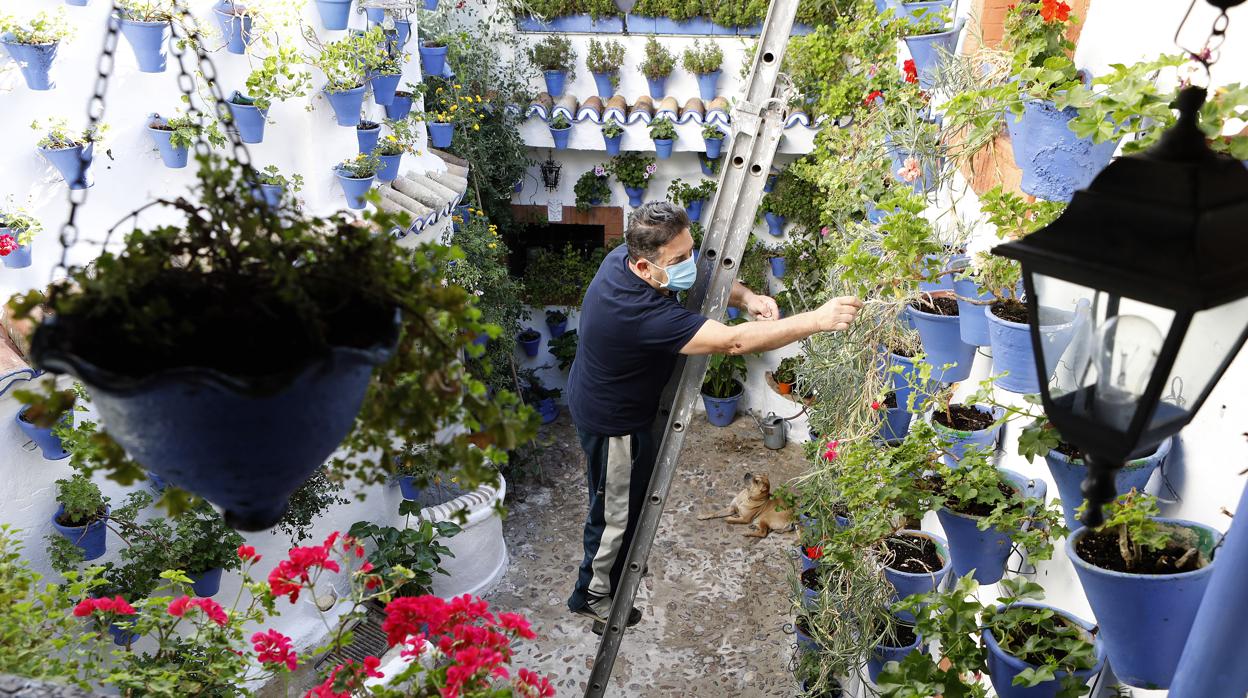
[743,472,754,484]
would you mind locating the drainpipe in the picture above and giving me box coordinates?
[1168,478,1248,696]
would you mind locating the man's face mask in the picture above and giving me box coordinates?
[653,255,697,292]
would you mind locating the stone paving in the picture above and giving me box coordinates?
[485,413,810,698]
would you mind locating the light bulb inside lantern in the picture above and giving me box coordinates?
[1092,314,1163,431]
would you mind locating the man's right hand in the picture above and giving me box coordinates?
[813,296,864,332]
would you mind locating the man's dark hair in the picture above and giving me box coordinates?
[625,201,690,262]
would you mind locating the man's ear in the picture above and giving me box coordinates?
[743,472,753,484]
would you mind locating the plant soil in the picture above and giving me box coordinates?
[358,121,380,130]
[882,534,942,573]
[800,567,823,592]
[883,392,898,408]
[56,506,107,528]
[879,621,918,648]
[932,404,993,431]
[995,615,1082,667]
[948,481,1020,517]
[1076,527,1206,575]
[991,299,1029,324]
[150,122,174,131]
[1055,440,1084,461]
[832,502,851,519]
[887,342,915,358]
[911,295,959,316]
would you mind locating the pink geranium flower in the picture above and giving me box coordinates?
[897,156,922,183]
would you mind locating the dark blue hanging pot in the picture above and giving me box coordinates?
[931,404,1003,468]
[1,37,59,90]
[936,469,1044,585]
[1009,98,1118,202]
[878,401,913,442]
[903,18,965,90]
[592,71,616,97]
[704,135,724,159]
[1068,518,1220,689]
[314,0,353,30]
[428,122,454,148]
[603,131,623,156]
[1045,437,1172,526]
[624,185,645,207]
[764,212,785,236]
[685,199,704,222]
[147,120,189,169]
[907,293,976,384]
[653,137,674,159]
[377,153,402,182]
[227,92,267,144]
[385,92,413,120]
[397,474,423,500]
[17,405,71,459]
[41,142,94,190]
[543,70,567,97]
[867,618,924,683]
[695,70,720,101]
[646,75,667,99]
[982,602,1106,698]
[518,331,541,358]
[371,72,401,106]
[419,43,448,76]
[118,17,171,73]
[537,397,559,424]
[2,240,33,269]
[31,313,399,531]
[215,6,253,55]
[985,302,1079,394]
[336,169,375,209]
[546,315,567,338]
[880,350,928,415]
[50,504,110,561]
[550,125,573,150]
[190,567,224,597]
[883,530,950,621]
[324,85,366,127]
[769,256,786,278]
[357,123,381,153]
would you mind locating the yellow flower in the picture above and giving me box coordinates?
[453,83,461,89]
[488,243,496,249]
[473,124,480,131]
[475,95,482,103]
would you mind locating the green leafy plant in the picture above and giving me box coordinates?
[1202,83,1248,158]
[240,46,312,111]
[256,164,303,192]
[601,119,624,138]
[0,205,42,248]
[337,151,381,178]
[638,36,675,80]
[785,7,898,119]
[306,26,391,92]
[586,38,625,75]
[523,244,603,306]
[649,116,677,141]
[681,40,723,75]
[524,0,621,20]
[31,118,107,150]
[702,122,725,141]
[54,474,108,528]
[549,112,572,130]
[666,177,710,207]
[347,518,460,598]
[0,8,74,44]
[520,369,561,404]
[702,353,745,398]
[547,329,578,371]
[115,0,175,22]
[153,113,227,151]
[774,356,800,384]
[528,34,576,75]
[1058,54,1186,149]
[377,116,421,156]
[1083,490,1177,571]
[574,165,611,211]
[173,505,246,576]
[609,151,657,189]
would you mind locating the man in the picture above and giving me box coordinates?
[565,201,863,626]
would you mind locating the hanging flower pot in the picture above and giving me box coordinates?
[258,183,284,208]
[798,545,820,572]
[549,122,573,150]
[377,153,402,183]
[1009,99,1119,202]
[704,133,724,160]
[867,618,923,684]
[699,157,716,176]
[40,142,94,190]
[880,348,929,415]
[646,75,667,99]
[953,274,994,347]
[885,136,941,194]
[546,312,568,338]
[882,530,950,620]
[226,92,267,144]
[603,128,623,155]
[536,397,559,424]
[1,36,59,91]
[117,16,171,73]
[982,602,1106,698]
[396,474,422,500]
[314,0,353,30]
[769,256,786,279]
[883,0,952,25]
[419,41,448,76]
[695,70,721,101]
[701,380,742,427]
[424,0,438,9]
[371,72,402,106]
[517,329,541,358]
[323,85,366,127]
[335,167,375,210]
[653,137,674,159]
[543,69,567,97]
[1068,517,1220,689]
[936,468,1043,585]
[624,185,646,207]
[147,118,189,169]
[725,306,740,320]
[764,212,786,236]
[799,567,822,609]
[51,504,110,561]
[930,404,1003,468]
[189,567,224,597]
[685,198,705,222]
[106,612,141,646]
[592,71,616,97]
[906,292,976,384]
[794,616,820,655]
[66,0,90,6]
[1046,437,1173,527]
[877,392,912,442]
[1,236,33,269]
[356,121,381,153]
[385,91,413,120]
[428,121,454,149]
[389,19,412,49]
[985,300,1079,394]
[16,405,71,459]
[214,5,253,55]
[902,18,966,91]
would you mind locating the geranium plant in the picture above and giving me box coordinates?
[638,36,675,80]
[0,8,74,44]
[608,151,657,189]
[601,119,624,138]
[574,165,611,211]
[649,116,677,141]
[0,206,41,252]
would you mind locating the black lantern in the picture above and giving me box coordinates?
[992,86,1248,526]
[540,153,562,191]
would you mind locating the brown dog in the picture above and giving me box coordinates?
[698,473,795,538]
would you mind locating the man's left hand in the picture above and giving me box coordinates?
[742,292,781,321]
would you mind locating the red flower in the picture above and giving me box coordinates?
[361,656,384,679]
[253,629,298,671]
[805,546,824,560]
[1040,0,1070,23]
[864,90,884,107]
[0,234,16,257]
[903,59,918,84]
[497,612,537,640]
[167,596,228,626]
[74,596,137,617]
[871,400,882,410]
[822,439,840,461]
[237,544,260,563]
[515,668,556,698]
[304,658,381,698]
[268,536,343,603]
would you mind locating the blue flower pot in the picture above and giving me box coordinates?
[41,143,94,189]
[879,404,912,442]
[17,406,70,459]
[603,132,622,155]
[385,93,413,120]
[769,256,786,278]
[764,174,777,193]
[592,71,616,97]
[625,185,645,207]
[546,317,567,338]
[764,212,785,236]
[937,468,1043,585]
[118,18,170,73]
[953,275,993,347]
[646,75,667,99]
[704,136,724,159]
[391,20,412,49]
[983,602,1106,698]
[147,123,189,169]
[33,315,399,531]
[537,397,559,425]
[1010,99,1119,202]
[419,43,448,76]
[397,474,423,500]
[543,69,567,97]
[701,383,742,427]
[882,351,928,414]
[726,306,740,320]
[903,18,965,91]
[653,138,674,159]
[2,38,59,90]
[227,94,267,144]
[798,547,819,572]
[428,122,454,148]
[253,181,282,208]
[1045,437,1172,526]
[695,70,720,101]
[868,620,923,683]
[1068,518,1220,689]
[357,123,381,153]
[335,169,375,209]
[885,137,941,193]
[2,241,32,269]
[865,200,889,224]
[686,199,703,222]
[107,616,141,646]
[917,254,960,294]
[215,7,253,55]
[324,85,366,127]
[424,0,438,9]
[906,299,976,384]
[377,153,402,182]
[985,303,1078,394]
[66,0,90,5]
[699,157,716,176]
[931,404,1003,469]
[190,567,223,597]
[148,472,167,493]
[883,530,950,621]
[365,7,384,21]
[371,72,401,106]
[51,504,109,561]
[518,331,541,358]
[795,619,820,654]
[550,125,572,150]
[314,0,353,30]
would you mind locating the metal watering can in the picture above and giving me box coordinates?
[752,410,800,450]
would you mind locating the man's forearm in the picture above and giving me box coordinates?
[725,311,821,354]
[729,281,751,309]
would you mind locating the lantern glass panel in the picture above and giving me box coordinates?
[1157,295,1248,432]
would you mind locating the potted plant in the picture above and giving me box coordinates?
[375,117,419,183]
[586,38,624,97]
[357,119,382,153]
[868,614,925,684]
[609,152,657,207]
[1067,490,1220,689]
[929,400,1004,468]
[601,119,624,155]
[313,0,352,30]
[900,9,965,91]
[760,193,786,236]
[114,0,173,73]
[639,36,675,99]
[347,518,461,598]
[50,474,110,561]
[905,291,975,384]
[547,329,577,371]
[516,328,541,358]
[0,207,41,270]
[545,309,568,338]
[521,371,561,425]
[214,0,254,55]
[548,112,573,150]
[229,47,312,145]
[310,30,384,127]
[147,112,226,169]
[32,118,106,190]
[702,122,726,159]
[529,35,576,98]
[370,44,407,107]
[254,165,302,208]
[649,116,677,160]
[682,40,723,102]
[701,353,745,427]
[335,152,380,209]
[17,396,74,461]
[173,506,245,598]
[769,253,786,279]
[422,83,482,149]
[386,83,418,120]
[773,355,798,394]
[0,9,74,91]
[419,31,449,77]
[666,178,707,222]
[574,165,611,211]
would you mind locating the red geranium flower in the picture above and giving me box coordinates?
[0,234,18,257]
[515,668,556,698]
[864,90,885,107]
[253,629,298,671]
[1040,0,1070,23]
[74,596,137,617]
[903,59,918,84]
[822,439,840,461]
[871,400,882,410]
[805,546,824,560]
[267,533,343,603]
[237,544,260,563]
[167,595,228,626]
